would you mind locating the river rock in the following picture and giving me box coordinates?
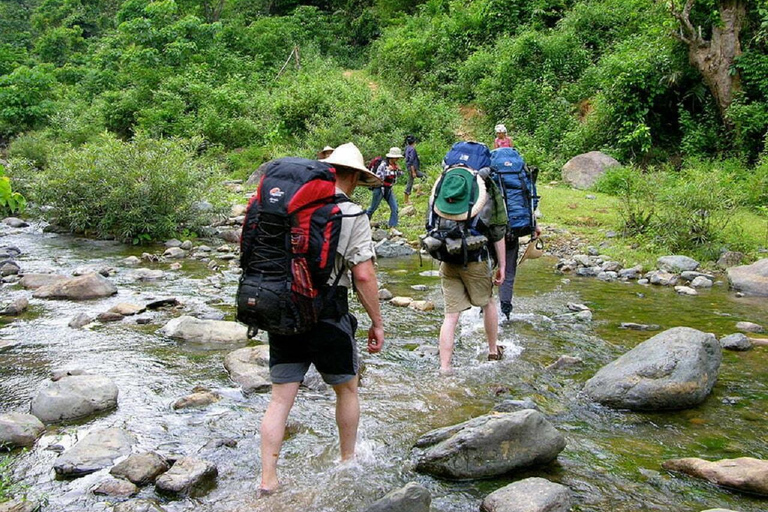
[92,476,139,497]
[0,297,28,316]
[648,271,678,286]
[33,273,117,300]
[134,269,165,281]
[674,285,698,296]
[735,321,763,333]
[0,412,45,448]
[110,452,170,485]
[375,239,416,258]
[53,428,134,476]
[378,289,393,300]
[0,499,40,512]
[158,316,248,344]
[545,355,583,370]
[492,398,539,413]
[162,247,186,259]
[619,323,660,331]
[567,303,590,312]
[154,456,217,494]
[561,151,620,190]
[113,499,166,512]
[97,311,124,323]
[19,273,68,289]
[173,388,221,409]
[123,256,141,266]
[480,477,572,512]
[414,410,566,479]
[164,239,182,248]
[218,229,240,244]
[30,374,119,423]
[364,482,431,512]
[223,346,271,393]
[409,300,434,312]
[68,313,93,328]
[584,327,721,410]
[390,297,413,307]
[0,261,20,276]
[719,333,751,351]
[3,217,29,228]
[108,303,146,316]
[690,276,713,288]
[662,457,768,496]
[717,251,745,268]
[618,266,642,280]
[727,259,768,296]
[657,255,700,273]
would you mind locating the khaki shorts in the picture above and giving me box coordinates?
[440,260,494,314]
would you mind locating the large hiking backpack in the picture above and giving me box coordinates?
[237,157,354,336]
[424,143,495,266]
[442,141,492,172]
[490,147,539,238]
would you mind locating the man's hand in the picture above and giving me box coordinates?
[534,226,542,238]
[493,267,505,286]
[367,326,384,353]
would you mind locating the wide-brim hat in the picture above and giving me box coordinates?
[322,142,383,188]
[321,145,334,153]
[432,167,487,221]
[386,147,403,159]
[519,238,544,265]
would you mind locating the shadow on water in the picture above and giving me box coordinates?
[1,226,767,511]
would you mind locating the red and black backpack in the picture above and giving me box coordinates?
[237,157,358,336]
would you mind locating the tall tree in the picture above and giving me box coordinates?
[670,0,747,125]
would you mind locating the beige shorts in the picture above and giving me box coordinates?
[440,261,494,314]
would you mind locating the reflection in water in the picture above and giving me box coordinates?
[1,226,767,511]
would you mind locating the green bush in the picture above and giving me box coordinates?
[594,165,658,236]
[0,65,58,139]
[35,133,221,242]
[0,165,27,216]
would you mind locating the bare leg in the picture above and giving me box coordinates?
[259,381,301,492]
[332,375,360,461]
[439,312,461,373]
[482,298,499,356]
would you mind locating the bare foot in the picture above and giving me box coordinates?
[256,486,277,498]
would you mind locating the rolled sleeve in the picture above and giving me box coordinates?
[343,213,376,269]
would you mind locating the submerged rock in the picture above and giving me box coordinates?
[92,477,138,497]
[33,273,117,300]
[154,456,217,495]
[414,410,566,480]
[173,389,221,410]
[53,428,134,477]
[110,452,169,485]
[113,499,166,512]
[662,457,768,496]
[364,482,431,512]
[481,477,572,512]
[30,374,119,424]
[584,327,721,410]
[0,412,45,448]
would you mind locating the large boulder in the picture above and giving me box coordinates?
[19,273,68,290]
[33,273,117,300]
[0,412,45,448]
[657,255,700,273]
[154,456,217,495]
[584,327,721,410]
[30,374,119,424]
[158,316,248,344]
[364,482,431,512]
[561,151,620,190]
[53,428,134,477]
[662,457,768,496]
[375,239,416,258]
[414,410,566,480]
[481,477,572,512]
[727,258,768,296]
[223,346,271,393]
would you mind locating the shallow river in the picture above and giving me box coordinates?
[1,224,767,511]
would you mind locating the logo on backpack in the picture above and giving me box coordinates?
[490,147,539,238]
[237,157,358,336]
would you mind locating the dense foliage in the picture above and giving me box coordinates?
[0,0,766,251]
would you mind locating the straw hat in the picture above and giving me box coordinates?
[386,147,403,159]
[432,167,488,221]
[518,238,544,265]
[321,142,382,187]
[321,145,334,153]
[495,124,507,133]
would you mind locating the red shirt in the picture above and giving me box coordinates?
[494,137,512,149]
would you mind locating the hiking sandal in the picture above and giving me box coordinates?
[488,345,505,361]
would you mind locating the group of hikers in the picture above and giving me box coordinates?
[236,125,540,495]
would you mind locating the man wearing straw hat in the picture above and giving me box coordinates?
[366,146,403,228]
[431,166,508,373]
[258,142,385,495]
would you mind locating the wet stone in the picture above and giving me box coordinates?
[0,412,45,448]
[364,482,431,512]
[53,428,134,477]
[31,374,119,424]
[154,456,217,495]
[68,313,93,329]
[97,311,124,323]
[0,261,20,276]
[481,477,572,512]
[0,498,41,512]
[110,452,170,485]
[0,297,28,316]
[92,477,139,497]
[113,499,166,512]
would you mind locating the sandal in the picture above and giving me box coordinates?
[488,345,505,361]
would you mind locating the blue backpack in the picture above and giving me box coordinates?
[490,147,539,237]
[442,141,491,172]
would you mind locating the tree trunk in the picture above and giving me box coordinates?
[673,0,746,123]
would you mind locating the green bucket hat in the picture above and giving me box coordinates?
[433,167,487,220]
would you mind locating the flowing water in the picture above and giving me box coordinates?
[1,224,767,512]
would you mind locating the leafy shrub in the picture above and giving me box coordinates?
[0,164,27,216]
[35,134,221,242]
[0,65,57,139]
[594,165,657,236]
